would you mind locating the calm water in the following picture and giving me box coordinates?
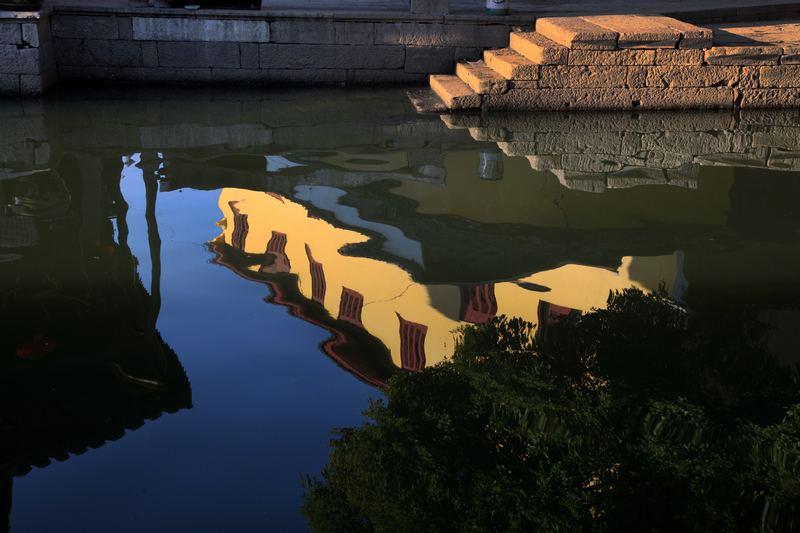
[2,88,800,531]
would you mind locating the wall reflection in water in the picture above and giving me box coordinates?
[1,89,800,530]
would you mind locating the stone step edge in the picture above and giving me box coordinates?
[455,61,509,95]
[430,74,481,110]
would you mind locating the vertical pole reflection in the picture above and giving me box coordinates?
[138,152,162,337]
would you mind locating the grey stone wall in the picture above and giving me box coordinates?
[47,12,515,90]
[0,14,56,96]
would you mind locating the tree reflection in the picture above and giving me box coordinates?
[302,289,800,532]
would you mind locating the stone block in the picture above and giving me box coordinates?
[58,65,122,81]
[55,38,92,66]
[259,44,404,69]
[375,22,507,48]
[740,66,760,88]
[270,20,335,44]
[509,32,568,65]
[405,46,454,74]
[483,87,733,111]
[553,170,607,193]
[759,66,800,88]
[142,41,158,67]
[0,45,40,74]
[430,74,480,109]
[21,20,47,48]
[0,73,19,95]
[19,73,44,94]
[240,43,259,69]
[455,47,482,62]
[562,153,624,172]
[52,15,119,39]
[767,148,800,170]
[118,17,133,40]
[654,49,703,65]
[782,46,800,64]
[653,16,713,49]
[456,61,507,94]
[334,22,373,45]
[410,0,449,15]
[132,17,269,43]
[210,68,347,84]
[752,127,800,150]
[527,155,561,170]
[119,67,213,83]
[639,65,739,88]
[740,89,800,108]
[538,65,627,88]
[158,42,240,68]
[583,15,680,48]
[349,69,426,85]
[704,46,782,65]
[88,39,143,67]
[568,49,655,66]
[0,23,21,45]
[535,17,617,50]
[484,48,539,80]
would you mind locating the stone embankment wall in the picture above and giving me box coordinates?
[0,7,515,95]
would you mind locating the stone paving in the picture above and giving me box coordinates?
[417,15,800,111]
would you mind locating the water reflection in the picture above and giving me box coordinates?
[1,88,800,530]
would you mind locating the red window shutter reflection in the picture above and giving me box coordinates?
[459,283,498,324]
[305,244,326,304]
[228,202,249,251]
[397,314,427,371]
[267,231,287,254]
[338,287,364,327]
[261,231,291,273]
[537,300,580,341]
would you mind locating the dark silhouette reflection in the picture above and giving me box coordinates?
[0,155,191,528]
[303,290,800,532]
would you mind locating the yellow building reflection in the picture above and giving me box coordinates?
[213,188,685,379]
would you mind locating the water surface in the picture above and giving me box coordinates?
[2,88,800,531]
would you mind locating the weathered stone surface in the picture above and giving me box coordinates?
[584,15,680,48]
[19,73,44,94]
[405,46,454,74]
[210,67,347,84]
[430,74,480,109]
[652,16,713,49]
[484,48,539,80]
[740,66,760,88]
[782,46,800,64]
[483,87,733,111]
[157,42,240,68]
[240,43,259,69]
[705,46,782,65]
[740,88,800,108]
[456,61,507,94]
[760,65,800,88]
[539,65,627,88]
[752,126,800,150]
[526,155,561,170]
[334,22,373,45]
[562,153,624,172]
[536,17,618,50]
[271,20,334,44]
[553,170,607,193]
[0,23,21,45]
[132,17,269,43]
[654,49,703,65]
[52,15,119,39]
[118,17,133,40]
[411,0,449,15]
[63,39,142,67]
[142,41,158,67]
[259,44,404,69]
[633,65,739,88]
[119,67,213,83]
[768,148,800,170]
[0,45,39,74]
[350,69,425,85]
[568,49,655,66]
[509,32,568,65]
[375,22,507,48]
[0,73,19,95]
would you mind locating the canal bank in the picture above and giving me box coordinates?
[2,0,800,96]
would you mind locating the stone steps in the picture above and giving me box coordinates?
[418,14,800,112]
